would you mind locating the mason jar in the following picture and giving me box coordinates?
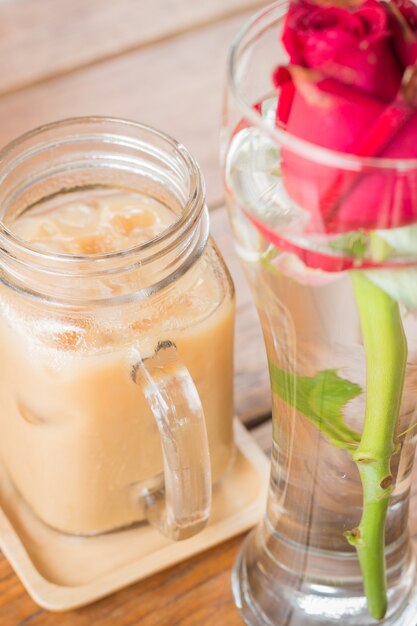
[0,117,235,540]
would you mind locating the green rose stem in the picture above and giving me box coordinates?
[347,272,407,620]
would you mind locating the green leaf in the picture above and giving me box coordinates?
[269,364,362,450]
[376,223,417,256]
[364,268,417,311]
[329,231,369,259]
[363,226,417,311]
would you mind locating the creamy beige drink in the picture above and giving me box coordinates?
[0,191,235,535]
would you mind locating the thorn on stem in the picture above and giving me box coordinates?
[380,475,393,490]
[354,455,376,464]
[344,527,363,546]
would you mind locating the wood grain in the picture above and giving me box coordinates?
[0,534,246,626]
[0,423,270,626]
[0,417,415,626]
[250,420,273,457]
[0,0,414,624]
[0,0,268,96]
[0,11,256,209]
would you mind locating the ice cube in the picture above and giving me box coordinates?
[131,318,154,333]
[260,96,278,127]
[77,234,111,255]
[226,126,309,233]
[53,329,84,351]
[110,209,156,236]
[55,202,99,229]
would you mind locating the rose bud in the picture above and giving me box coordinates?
[276,0,417,234]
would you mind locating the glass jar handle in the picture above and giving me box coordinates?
[131,341,212,541]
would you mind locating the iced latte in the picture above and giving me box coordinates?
[0,189,235,535]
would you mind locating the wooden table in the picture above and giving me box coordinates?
[0,1,272,624]
[1,3,417,625]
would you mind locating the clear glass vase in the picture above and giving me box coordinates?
[222,2,417,624]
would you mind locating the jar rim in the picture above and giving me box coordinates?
[0,116,209,305]
[0,116,206,265]
[227,0,417,172]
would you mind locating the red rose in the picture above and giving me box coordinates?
[282,0,402,100]
[390,0,417,66]
[275,0,417,234]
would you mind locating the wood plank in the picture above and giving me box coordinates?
[0,534,246,626]
[0,11,259,208]
[210,208,271,424]
[251,419,273,457]
[0,421,415,625]
[0,0,268,96]
[0,422,269,626]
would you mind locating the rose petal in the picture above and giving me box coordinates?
[282,77,417,232]
[282,0,403,101]
[246,210,360,271]
[277,80,296,125]
[275,0,417,237]
[319,38,402,102]
[389,0,417,67]
[286,76,383,153]
[268,251,343,285]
